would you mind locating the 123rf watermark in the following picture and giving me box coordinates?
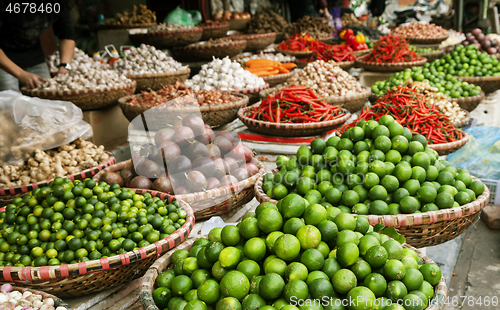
[444,296,498,307]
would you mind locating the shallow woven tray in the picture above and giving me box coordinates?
[0,153,116,206]
[200,22,230,40]
[0,191,194,297]
[452,111,471,128]
[129,27,203,48]
[21,82,136,111]
[255,170,488,248]
[454,75,500,94]
[232,84,269,104]
[262,72,294,86]
[449,91,485,112]
[230,32,276,51]
[118,92,249,129]
[93,160,266,221]
[352,48,372,57]
[408,35,449,45]
[274,48,313,57]
[173,40,247,61]
[355,57,427,72]
[139,237,447,310]
[418,50,444,62]
[238,105,351,137]
[296,59,355,70]
[128,69,190,92]
[428,131,469,156]
[228,19,250,31]
[12,287,71,309]
[102,22,157,30]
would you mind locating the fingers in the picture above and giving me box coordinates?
[33,76,45,89]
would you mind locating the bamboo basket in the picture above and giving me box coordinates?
[0,191,195,297]
[262,72,294,86]
[93,160,267,221]
[129,27,203,48]
[139,238,448,310]
[11,287,72,309]
[238,106,351,137]
[118,92,249,129]
[355,57,427,72]
[102,22,157,30]
[200,22,230,40]
[453,75,500,94]
[296,59,355,70]
[255,171,489,248]
[232,84,269,104]
[173,40,247,61]
[229,32,276,51]
[127,69,190,93]
[21,81,137,111]
[407,35,449,45]
[428,131,470,156]
[449,92,485,112]
[352,49,372,57]
[417,50,444,62]
[228,19,250,31]
[0,153,116,206]
[274,48,313,58]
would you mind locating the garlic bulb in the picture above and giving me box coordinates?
[112,44,187,75]
[239,52,295,63]
[47,48,109,74]
[184,57,266,91]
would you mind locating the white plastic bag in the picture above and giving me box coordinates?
[0,90,93,164]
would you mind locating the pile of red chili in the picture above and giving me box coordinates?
[338,86,463,144]
[362,35,422,63]
[248,86,344,123]
[278,34,356,63]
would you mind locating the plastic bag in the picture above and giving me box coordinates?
[447,126,500,180]
[164,6,202,26]
[0,90,92,164]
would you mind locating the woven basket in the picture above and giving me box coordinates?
[140,238,447,310]
[129,27,203,48]
[296,59,355,70]
[452,111,471,128]
[232,84,269,104]
[428,131,469,156]
[355,57,427,72]
[417,50,444,62]
[408,35,449,45]
[274,48,313,57]
[0,191,195,297]
[0,153,116,206]
[93,160,266,221]
[200,22,230,40]
[238,106,351,137]
[21,81,137,111]
[102,22,157,30]
[262,72,294,86]
[449,91,485,112]
[118,93,249,129]
[11,287,71,309]
[228,19,250,31]
[128,69,190,92]
[453,75,500,94]
[173,40,247,61]
[275,32,285,43]
[230,32,276,51]
[352,49,372,57]
[255,170,489,248]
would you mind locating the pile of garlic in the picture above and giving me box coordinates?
[184,57,266,91]
[0,283,66,310]
[112,44,187,76]
[239,52,295,63]
[149,22,198,33]
[47,47,109,74]
[284,60,362,97]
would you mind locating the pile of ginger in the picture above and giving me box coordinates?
[0,139,109,187]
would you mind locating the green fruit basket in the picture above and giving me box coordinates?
[254,170,489,248]
[0,190,195,298]
[139,237,448,310]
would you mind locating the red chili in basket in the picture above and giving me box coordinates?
[279,34,356,63]
[248,86,343,123]
[363,35,422,63]
[337,86,462,144]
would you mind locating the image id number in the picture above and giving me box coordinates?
[444,296,498,307]
[6,2,60,13]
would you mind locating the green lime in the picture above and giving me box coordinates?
[301,248,325,271]
[403,268,424,291]
[386,280,408,302]
[296,225,321,250]
[242,294,266,310]
[333,213,357,231]
[364,272,387,297]
[336,242,359,267]
[435,192,454,209]
[259,273,285,300]
[283,218,305,235]
[284,279,309,303]
[237,260,261,280]
[364,245,388,269]
[220,271,250,300]
[332,269,357,295]
[243,237,267,261]
[469,180,485,196]
[257,208,283,234]
[172,275,193,297]
[216,297,242,310]
[419,263,442,286]
[383,259,406,281]
[401,294,424,310]
[346,286,376,310]
[350,259,372,282]
[303,204,327,226]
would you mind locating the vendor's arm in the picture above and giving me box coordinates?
[53,1,77,75]
[0,48,46,89]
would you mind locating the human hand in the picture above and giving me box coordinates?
[18,71,46,89]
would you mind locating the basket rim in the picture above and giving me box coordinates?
[21,80,137,97]
[199,22,230,30]
[407,34,449,44]
[355,57,427,68]
[232,54,296,63]
[131,26,203,37]
[229,32,277,40]
[428,130,469,151]
[118,92,249,113]
[126,68,191,79]
[238,105,351,130]
[102,22,157,30]
[255,170,489,228]
[453,75,500,82]
[295,59,355,67]
[12,286,71,309]
[371,90,485,104]
[174,39,247,51]
[0,152,116,196]
[261,72,294,83]
[0,191,195,282]
[274,48,313,57]
[417,50,445,57]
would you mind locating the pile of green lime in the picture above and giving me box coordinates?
[435,44,500,78]
[0,178,187,267]
[262,115,484,216]
[153,200,443,310]
[371,67,481,98]
[408,46,439,54]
